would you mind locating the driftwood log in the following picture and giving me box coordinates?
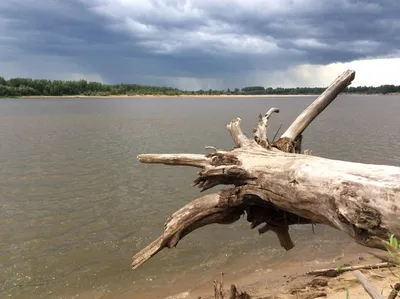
[132,70,400,270]
[353,270,385,299]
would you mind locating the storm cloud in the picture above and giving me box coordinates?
[0,0,399,89]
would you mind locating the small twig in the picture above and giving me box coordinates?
[353,270,384,299]
[221,272,224,291]
[389,267,400,279]
[272,123,282,143]
[368,270,386,279]
[307,262,394,276]
[213,279,219,299]
[205,146,219,152]
[213,272,225,299]
[388,283,400,299]
[137,153,210,168]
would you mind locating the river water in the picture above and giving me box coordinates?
[1,95,400,299]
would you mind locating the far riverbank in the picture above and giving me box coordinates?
[13,92,400,99]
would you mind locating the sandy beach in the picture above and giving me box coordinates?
[156,242,399,299]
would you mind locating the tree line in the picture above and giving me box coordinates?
[0,76,399,97]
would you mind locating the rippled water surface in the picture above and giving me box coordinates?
[1,95,400,298]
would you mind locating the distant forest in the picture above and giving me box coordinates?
[0,76,399,97]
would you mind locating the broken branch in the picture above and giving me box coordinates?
[132,191,244,269]
[353,270,385,299]
[137,153,210,168]
[388,283,400,299]
[253,107,280,148]
[279,69,355,141]
[258,223,294,250]
[307,263,394,276]
[226,118,254,148]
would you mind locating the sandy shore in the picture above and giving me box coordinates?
[157,242,399,299]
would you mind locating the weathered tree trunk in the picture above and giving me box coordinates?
[132,70,400,270]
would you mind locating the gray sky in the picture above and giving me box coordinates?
[1,0,400,90]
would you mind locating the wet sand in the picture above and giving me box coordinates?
[157,243,399,299]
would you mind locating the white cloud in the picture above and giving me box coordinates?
[244,57,400,89]
[319,57,400,87]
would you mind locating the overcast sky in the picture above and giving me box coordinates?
[1,0,400,90]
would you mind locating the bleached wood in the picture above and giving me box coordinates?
[306,262,393,276]
[132,191,244,269]
[132,69,400,271]
[137,153,210,168]
[235,150,400,243]
[280,69,355,141]
[253,107,279,148]
[353,270,385,299]
[133,145,400,268]
[226,118,254,148]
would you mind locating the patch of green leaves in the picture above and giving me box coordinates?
[389,234,399,250]
[336,264,345,273]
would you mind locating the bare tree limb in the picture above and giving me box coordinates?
[279,69,355,142]
[137,153,210,168]
[253,107,280,148]
[132,191,244,269]
[132,188,313,269]
[353,270,385,299]
[226,118,254,148]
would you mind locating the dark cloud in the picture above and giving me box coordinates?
[0,0,399,89]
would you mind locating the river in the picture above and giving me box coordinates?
[1,95,400,298]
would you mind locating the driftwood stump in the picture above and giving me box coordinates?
[132,70,400,270]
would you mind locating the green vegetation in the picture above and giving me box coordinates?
[0,76,400,97]
[373,233,400,265]
[387,234,400,262]
[336,263,345,273]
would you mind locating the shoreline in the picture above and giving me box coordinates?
[124,242,398,299]
[18,94,319,99]
[160,243,398,299]
[9,93,400,99]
